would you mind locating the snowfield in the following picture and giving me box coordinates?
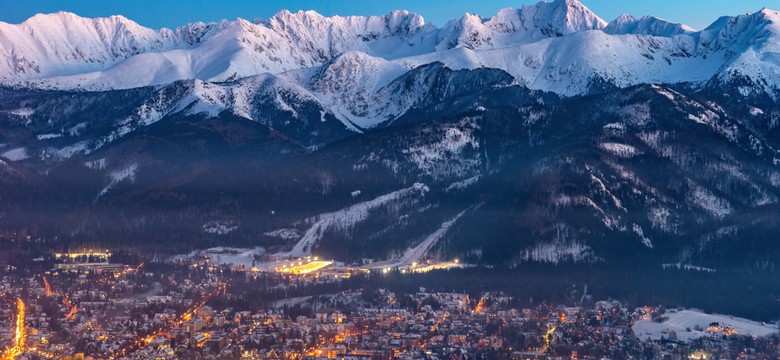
[95,163,139,200]
[174,247,266,269]
[632,309,778,342]
[2,1,780,102]
[275,183,429,257]
[0,147,29,161]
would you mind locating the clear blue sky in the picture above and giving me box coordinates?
[0,0,773,31]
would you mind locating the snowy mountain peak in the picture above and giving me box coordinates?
[4,3,780,100]
[20,11,132,27]
[758,7,779,17]
[0,11,183,80]
[605,14,695,36]
[520,0,607,35]
[435,0,606,51]
[265,8,430,39]
[613,13,638,23]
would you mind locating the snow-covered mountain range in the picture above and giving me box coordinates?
[2,0,780,103]
[2,0,780,270]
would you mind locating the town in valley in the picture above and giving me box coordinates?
[1,247,778,360]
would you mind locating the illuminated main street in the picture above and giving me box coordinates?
[1,299,26,360]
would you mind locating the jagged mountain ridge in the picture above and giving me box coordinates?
[604,14,696,36]
[0,62,521,163]
[2,0,780,100]
[1,70,780,270]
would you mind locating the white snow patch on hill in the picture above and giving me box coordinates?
[55,141,90,159]
[1,147,29,161]
[9,108,35,117]
[264,229,301,241]
[446,175,482,192]
[404,121,481,179]
[276,183,429,257]
[662,263,716,273]
[600,142,641,158]
[95,163,138,200]
[174,247,265,269]
[521,241,597,264]
[202,223,238,235]
[632,223,653,248]
[632,309,778,342]
[36,133,62,140]
[84,158,107,170]
[648,206,676,233]
[687,183,732,218]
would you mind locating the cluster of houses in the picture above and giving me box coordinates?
[1,254,778,359]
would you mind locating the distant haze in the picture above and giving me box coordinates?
[0,0,772,30]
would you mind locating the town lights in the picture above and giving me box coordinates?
[2,298,26,360]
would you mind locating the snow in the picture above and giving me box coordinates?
[605,15,695,36]
[435,0,606,52]
[687,183,733,218]
[771,172,780,188]
[68,123,87,136]
[602,123,625,131]
[202,223,238,235]
[264,228,301,241]
[404,120,481,179]
[0,9,436,90]
[3,1,780,100]
[398,211,464,265]
[276,183,429,257]
[95,163,138,200]
[56,141,90,159]
[175,247,265,269]
[364,210,467,270]
[1,147,29,161]
[522,241,597,264]
[750,106,765,116]
[446,175,482,192]
[648,206,676,233]
[600,142,641,158]
[396,28,729,96]
[9,108,35,117]
[632,224,653,248]
[587,171,626,212]
[554,194,616,229]
[84,158,107,170]
[661,263,716,273]
[632,309,778,342]
[36,133,62,140]
[109,163,138,183]
[687,110,719,126]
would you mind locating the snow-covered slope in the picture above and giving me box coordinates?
[2,0,780,99]
[436,0,606,51]
[0,12,224,81]
[702,9,780,98]
[604,14,695,36]
[276,183,430,257]
[1,9,437,88]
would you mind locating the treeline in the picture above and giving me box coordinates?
[206,263,780,322]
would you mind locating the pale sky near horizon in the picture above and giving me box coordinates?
[0,0,774,31]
